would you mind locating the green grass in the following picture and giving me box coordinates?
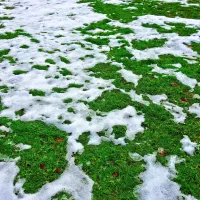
[0,0,199,199]
[132,38,167,50]
[32,64,49,70]
[0,16,14,20]
[87,63,135,91]
[85,37,110,45]
[76,19,133,36]
[80,0,200,22]
[59,56,70,64]
[0,29,32,40]
[59,68,72,76]
[13,70,28,75]
[45,58,56,65]
[20,45,30,49]
[142,23,199,36]
[0,118,68,193]
[29,89,46,97]
[88,89,133,112]
[52,87,68,93]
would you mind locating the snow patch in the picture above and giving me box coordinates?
[180,135,197,156]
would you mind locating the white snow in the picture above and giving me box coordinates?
[119,69,142,87]
[15,143,32,151]
[148,94,186,123]
[180,135,197,156]
[189,103,200,118]
[0,0,199,199]
[0,125,11,133]
[151,65,198,89]
[137,153,197,200]
[0,162,19,200]
[129,152,143,161]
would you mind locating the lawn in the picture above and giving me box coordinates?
[0,0,199,200]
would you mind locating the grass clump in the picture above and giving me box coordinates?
[59,68,72,76]
[88,89,132,112]
[45,58,56,65]
[52,87,68,93]
[32,65,49,70]
[142,23,199,36]
[132,38,167,50]
[85,37,110,45]
[0,29,31,40]
[88,63,135,91]
[20,45,29,49]
[13,70,28,75]
[59,56,70,64]
[29,89,46,97]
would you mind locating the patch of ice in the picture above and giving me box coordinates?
[180,135,197,156]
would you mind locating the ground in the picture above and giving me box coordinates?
[0,0,199,200]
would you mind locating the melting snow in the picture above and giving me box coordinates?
[137,153,197,200]
[180,135,197,156]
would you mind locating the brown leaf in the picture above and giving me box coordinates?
[171,82,179,87]
[56,138,63,143]
[112,172,119,177]
[181,98,190,104]
[55,168,62,173]
[40,164,46,169]
[158,148,167,156]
